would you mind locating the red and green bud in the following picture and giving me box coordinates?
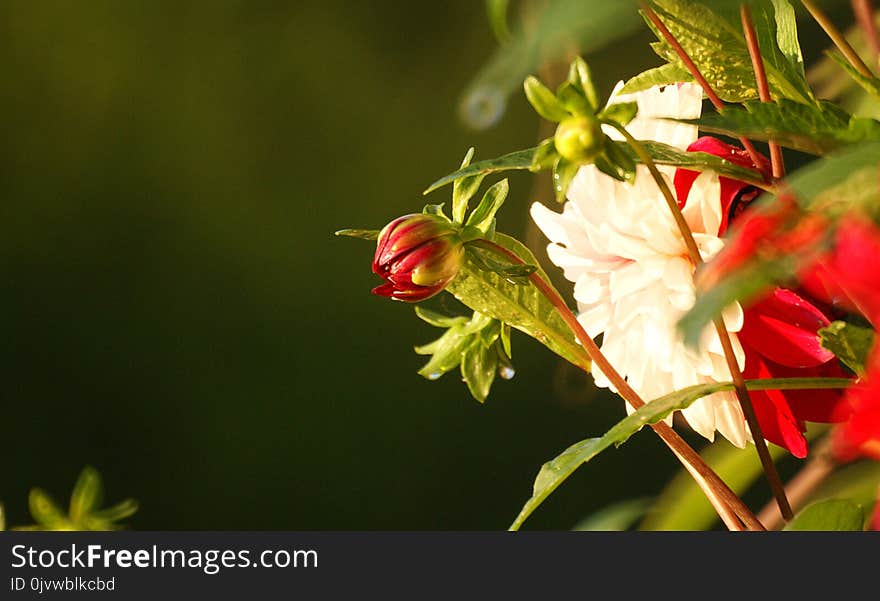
[554,115,603,163]
[372,213,464,302]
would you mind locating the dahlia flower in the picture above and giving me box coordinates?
[532,83,851,456]
[531,82,753,447]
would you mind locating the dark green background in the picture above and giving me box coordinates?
[0,1,848,530]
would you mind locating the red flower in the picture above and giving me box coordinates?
[372,213,464,302]
[803,216,880,463]
[676,138,850,457]
[738,288,851,458]
[832,359,880,462]
[801,216,880,326]
[674,137,771,236]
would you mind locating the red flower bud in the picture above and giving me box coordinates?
[372,214,464,302]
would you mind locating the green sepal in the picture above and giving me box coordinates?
[556,81,593,117]
[452,147,486,224]
[595,139,636,184]
[335,229,379,241]
[530,138,559,173]
[599,101,638,126]
[422,203,450,219]
[466,179,509,233]
[524,76,569,122]
[567,56,599,112]
[552,157,580,202]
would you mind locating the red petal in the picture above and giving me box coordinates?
[743,351,809,457]
[834,350,880,461]
[674,137,770,235]
[828,218,880,325]
[740,288,834,368]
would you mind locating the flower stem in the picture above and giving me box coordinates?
[803,0,875,78]
[740,4,785,180]
[852,0,880,67]
[467,237,763,531]
[608,121,793,522]
[757,435,837,530]
[638,1,769,177]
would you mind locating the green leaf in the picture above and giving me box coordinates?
[530,138,558,172]
[510,376,850,529]
[682,141,880,343]
[826,51,880,101]
[680,254,798,349]
[809,461,880,510]
[462,339,499,403]
[645,0,813,104]
[335,229,379,240]
[415,312,495,381]
[819,321,876,376]
[572,498,653,531]
[414,309,509,403]
[414,306,469,329]
[523,76,570,122]
[641,438,787,530]
[447,233,590,372]
[69,466,103,522]
[784,499,864,531]
[500,322,512,358]
[453,148,486,224]
[771,0,805,79]
[618,63,694,95]
[466,179,509,233]
[426,140,764,196]
[625,140,764,184]
[485,0,511,44]
[468,245,537,284]
[782,141,880,211]
[459,0,641,129]
[599,101,638,126]
[681,100,880,155]
[424,148,536,195]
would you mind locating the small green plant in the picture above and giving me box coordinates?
[4,466,138,531]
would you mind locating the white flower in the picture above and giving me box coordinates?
[531,83,751,447]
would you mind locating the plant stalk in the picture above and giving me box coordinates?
[852,0,880,66]
[757,436,837,530]
[638,1,769,176]
[803,0,875,78]
[468,238,763,531]
[741,4,785,180]
[608,121,793,521]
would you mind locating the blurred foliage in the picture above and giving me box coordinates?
[7,467,137,531]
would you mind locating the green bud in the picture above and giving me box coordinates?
[553,116,604,164]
